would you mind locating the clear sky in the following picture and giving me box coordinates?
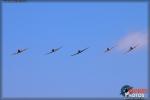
[2,2,148,98]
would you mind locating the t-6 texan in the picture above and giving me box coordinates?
[104,46,115,53]
[71,47,89,56]
[125,45,138,54]
[12,48,28,55]
[46,47,62,55]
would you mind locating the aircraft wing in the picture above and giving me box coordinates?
[12,52,19,55]
[71,52,81,56]
[21,48,28,52]
[45,51,54,55]
[81,47,89,52]
[125,49,132,54]
[55,47,62,51]
[104,50,108,53]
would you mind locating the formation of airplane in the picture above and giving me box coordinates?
[12,45,138,56]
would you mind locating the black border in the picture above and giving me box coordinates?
[0,0,2,100]
[0,0,149,100]
[148,0,150,99]
[1,0,149,2]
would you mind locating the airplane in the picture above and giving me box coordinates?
[46,47,62,55]
[104,46,115,53]
[125,45,138,54]
[71,47,89,56]
[12,48,28,55]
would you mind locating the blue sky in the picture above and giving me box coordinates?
[2,2,148,98]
